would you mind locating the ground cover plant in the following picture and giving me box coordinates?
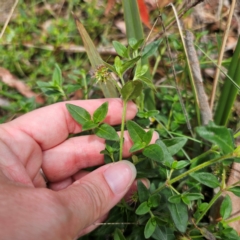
[0,0,240,239]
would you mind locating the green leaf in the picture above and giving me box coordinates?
[93,102,108,123]
[174,160,190,169]
[220,195,232,220]
[113,228,126,240]
[137,180,150,203]
[148,194,161,208]
[144,217,157,239]
[134,63,149,79]
[155,139,174,166]
[121,56,141,74]
[130,142,146,152]
[171,161,178,170]
[168,195,181,204]
[167,199,188,233]
[152,226,175,240]
[135,201,151,215]
[128,38,138,48]
[105,140,120,153]
[143,144,164,163]
[121,80,143,101]
[64,84,82,94]
[182,193,204,201]
[82,121,99,131]
[214,37,240,126]
[112,41,128,58]
[137,76,156,90]
[181,196,191,205]
[37,81,52,88]
[182,193,204,205]
[66,103,91,125]
[163,137,188,155]
[52,64,63,86]
[143,129,154,146]
[129,38,144,50]
[142,39,162,60]
[229,186,240,197]
[190,172,220,188]
[137,110,159,118]
[126,120,146,143]
[37,81,62,94]
[94,123,119,141]
[198,202,209,212]
[114,56,122,76]
[196,122,234,154]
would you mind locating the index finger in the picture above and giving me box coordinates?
[5,99,137,150]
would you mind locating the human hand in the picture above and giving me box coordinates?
[0,98,158,239]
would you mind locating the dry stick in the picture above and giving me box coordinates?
[217,0,224,21]
[150,0,204,43]
[210,0,237,110]
[0,0,19,39]
[185,30,213,125]
[19,43,118,55]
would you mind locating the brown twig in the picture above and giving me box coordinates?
[2,42,117,55]
[185,30,212,125]
[150,0,205,43]
[0,0,19,39]
[160,14,193,137]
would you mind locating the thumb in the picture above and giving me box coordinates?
[57,160,136,236]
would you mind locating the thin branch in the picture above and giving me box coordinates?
[185,30,212,125]
[0,0,19,39]
[3,42,117,55]
[150,0,204,43]
[159,12,193,137]
[210,0,237,110]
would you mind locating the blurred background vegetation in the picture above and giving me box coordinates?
[1,0,239,129]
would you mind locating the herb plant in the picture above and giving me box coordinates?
[1,1,240,239]
[64,34,240,239]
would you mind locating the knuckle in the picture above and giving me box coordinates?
[80,180,108,218]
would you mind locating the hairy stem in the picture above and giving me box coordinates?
[196,190,222,224]
[153,153,232,194]
[119,101,127,160]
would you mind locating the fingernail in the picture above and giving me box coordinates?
[103,160,136,194]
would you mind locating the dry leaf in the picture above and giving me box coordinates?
[105,0,116,16]
[115,20,126,34]
[73,13,118,98]
[0,67,44,104]
[0,0,16,24]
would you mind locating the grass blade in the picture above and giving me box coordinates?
[214,37,240,125]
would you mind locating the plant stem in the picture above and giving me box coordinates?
[83,75,88,99]
[190,147,219,165]
[169,185,180,195]
[153,153,232,194]
[169,154,231,185]
[196,190,222,224]
[119,101,127,160]
[224,215,240,224]
[120,76,125,86]
[0,0,19,39]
